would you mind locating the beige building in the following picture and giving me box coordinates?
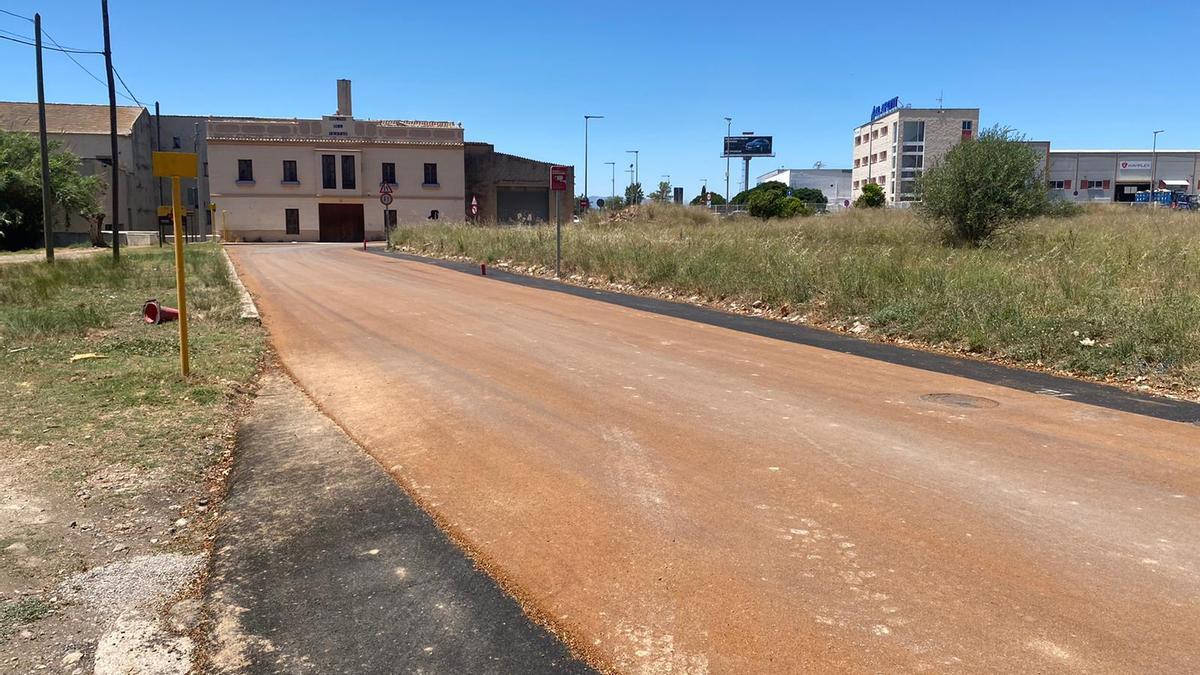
[208,80,465,242]
[0,101,158,238]
[851,105,979,205]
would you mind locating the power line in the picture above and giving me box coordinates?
[0,8,32,22]
[38,27,136,103]
[0,33,102,54]
[113,66,143,108]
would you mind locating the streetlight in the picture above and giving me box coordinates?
[626,149,639,186]
[584,115,603,205]
[1151,129,1164,207]
[603,161,615,204]
[724,116,733,203]
[625,166,634,202]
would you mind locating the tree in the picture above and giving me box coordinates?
[790,187,827,206]
[603,195,625,209]
[918,125,1049,246]
[648,181,671,203]
[624,182,644,206]
[854,183,886,208]
[731,181,788,205]
[0,130,102,250]
[690,191,726,206]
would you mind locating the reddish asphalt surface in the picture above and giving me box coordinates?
[230,243,1200,674]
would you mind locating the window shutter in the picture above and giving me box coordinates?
[1064,180,1072,189]
[1102,180,1111,190]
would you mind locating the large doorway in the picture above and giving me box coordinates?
[1114,183,1150,203]
[318,203,365,242]
[497,188,550,223]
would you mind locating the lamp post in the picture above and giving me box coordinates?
[625,167,635,203]
[584,115,603,206]
[1151,129,1164,207]
[626,149,639,187]
[604,161,615,205]
[724,116,732,203]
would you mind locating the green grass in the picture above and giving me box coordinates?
[0,597,50,638]
[392,204,1200,393]
[0,244,265,479]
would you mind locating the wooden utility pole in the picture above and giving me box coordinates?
[101,0,120,261]
[34,13,54,263]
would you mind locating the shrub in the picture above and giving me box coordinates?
[854,183,885,208]
[918,125,1050,246]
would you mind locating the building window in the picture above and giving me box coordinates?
[962,120,973,131]
[187,186,198,207]
[423,163,438,186]
[341,155,356,190]
[854,135,861,146]
[237,159,254,182]
[172,136,181,149]
[902,121,925,143]
[321,154,336,189]
[853,180,860,189]
[879,175,885,185]
[872,130,879,139]
[285,208,299,235]
[880,150,887,161]
[902,155,923,169]
[1048,180,1066,190]
[880,126,888,136]
[382,162,396,185]
[282,160,298,183]
[854,158,860,168]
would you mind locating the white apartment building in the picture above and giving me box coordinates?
[851,104,979,205]
[208,80,465,242]
[756,168,852,205]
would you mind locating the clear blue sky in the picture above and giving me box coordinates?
[2,1,1198,200]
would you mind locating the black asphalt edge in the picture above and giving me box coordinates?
[365,248,1200,426]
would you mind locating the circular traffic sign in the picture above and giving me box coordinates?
[380,193,393,206]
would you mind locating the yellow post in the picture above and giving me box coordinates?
[171,176,190,377]
[153,151,197,378]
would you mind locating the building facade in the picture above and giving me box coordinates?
[208,81,465,242]
[464,143,574,223]
[851,105,979,205]
[756,168,852,205]
[0,102,158,235]
[1042,148,1200,203]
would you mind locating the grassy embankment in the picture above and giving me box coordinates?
[0,244,263,635]
[392,204,1200,394]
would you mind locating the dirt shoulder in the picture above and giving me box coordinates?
[0,245,264,673]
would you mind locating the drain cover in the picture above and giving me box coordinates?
[920,393,999,409]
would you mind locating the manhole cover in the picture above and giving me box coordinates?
[920,393,999,409]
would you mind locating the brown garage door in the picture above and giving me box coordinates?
[318,204,365,242]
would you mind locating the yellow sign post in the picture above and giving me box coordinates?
[152,151,198,377]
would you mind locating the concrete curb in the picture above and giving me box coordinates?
[221,247,260,322]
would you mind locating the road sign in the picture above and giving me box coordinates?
[578,198,589,210]
[379,182,393,195]
[550,165,569,192]
[596,198,605,208]
[380,193,393,206]
[470,195,479,216]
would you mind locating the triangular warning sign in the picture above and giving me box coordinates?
[380,182,394,195]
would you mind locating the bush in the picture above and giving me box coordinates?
[918,125,1050,246]
[791,187,827,206]
[854,183,885,208]
[778,197,809,218]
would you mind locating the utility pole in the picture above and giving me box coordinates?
[1152,129,1164,208]
[101,0,120,261]
[584,115,603,207]
[724,117,732,203]
[626,149,639,186]
[34,14,54,263]
[604,161,615,204]
[154,101,163,246]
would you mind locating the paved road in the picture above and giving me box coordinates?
[229,243,1200,674]
[206,372,591,674]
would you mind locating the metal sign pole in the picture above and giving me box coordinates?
[170,175,190,377]
[555,191,561,278]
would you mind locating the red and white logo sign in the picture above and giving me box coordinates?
[550,166,569,192]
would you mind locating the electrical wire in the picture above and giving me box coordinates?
[112,66,144,108]
[0,33,103,54]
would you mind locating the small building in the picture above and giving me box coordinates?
[756,168,852,205]
[0,101,157,235]
[851,103,979,205]
[207,80,466,242]
[464,143,574,223]
[1043,148,1200,203]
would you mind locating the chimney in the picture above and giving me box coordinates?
[336,79,352,117]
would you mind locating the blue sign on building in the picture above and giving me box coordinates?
[871,96,900,121]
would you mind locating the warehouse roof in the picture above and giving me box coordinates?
[0,101,144,136]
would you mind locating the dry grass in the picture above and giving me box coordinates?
[392,204,1200,393]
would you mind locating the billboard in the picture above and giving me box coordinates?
[723,136,774,158]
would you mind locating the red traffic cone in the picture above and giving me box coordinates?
[142,299,180,325]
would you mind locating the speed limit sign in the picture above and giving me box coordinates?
[380,193,393,206]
